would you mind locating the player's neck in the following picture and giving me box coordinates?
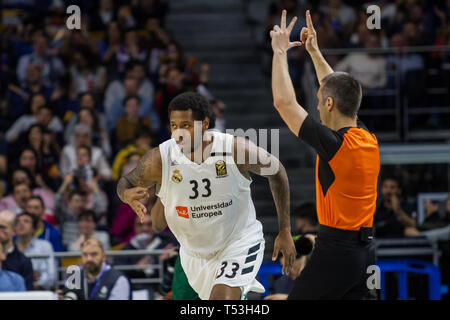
[188,135,214,164]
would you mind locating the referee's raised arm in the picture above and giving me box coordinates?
[270,10,307,136]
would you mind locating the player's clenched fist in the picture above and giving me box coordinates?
[270,10,302,54]
[123,187,149,222]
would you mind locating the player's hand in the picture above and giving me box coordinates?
[300,10,319,54]
[272,229,297,275]
[123,187,150,222]
[270,10,302,54]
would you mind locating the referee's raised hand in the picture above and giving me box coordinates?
[270,10,302,54]
[300,10,319,53]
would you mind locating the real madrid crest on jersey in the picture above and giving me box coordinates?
[215,160,227,178]
[171,169,183,183]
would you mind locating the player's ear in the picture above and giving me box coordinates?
[202,116,210,130]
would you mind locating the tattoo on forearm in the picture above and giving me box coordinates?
[116,149,158,202]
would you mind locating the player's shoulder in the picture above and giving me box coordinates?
[138,146,163,166]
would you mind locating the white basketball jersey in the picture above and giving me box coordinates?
[157,131,263,258]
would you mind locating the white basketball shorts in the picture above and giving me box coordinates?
[179,231,266,300]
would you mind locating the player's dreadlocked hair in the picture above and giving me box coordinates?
[168,92,214,128]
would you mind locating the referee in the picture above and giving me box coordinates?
[270,10,380,299]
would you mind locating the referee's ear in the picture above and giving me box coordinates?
[325,96,335,112]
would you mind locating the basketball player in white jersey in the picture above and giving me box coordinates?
[117,92,296,300]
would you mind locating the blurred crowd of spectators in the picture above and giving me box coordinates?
[261,0,450,132]
[0,0,226,296]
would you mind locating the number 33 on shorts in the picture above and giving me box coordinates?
[216,261,240,279]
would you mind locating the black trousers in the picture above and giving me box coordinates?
[287,225,375,300]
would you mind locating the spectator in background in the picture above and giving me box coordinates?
[386,32,424,81]
[144,18,171,83]
[104,59,155,114]
[132,0,169,28]
[14,212,56,290]
[116,28,147,74]
[54,185,86,250]
[5,94,62,144]
[111,128,153,181]
[0,241,26,292]
[55,176,108,249]
[111,153,144,245]
[59,238,131,300]
[8,183,32,215]
[114,95,154,149]
[60,124,112,181]
[21,124,61,187]
[0,167,54,214]
[69,48,106,99]
[7,63,55,117]
[98,21,123,81]
[16,31,66,88]
[335,33,387,90]
[405,196,450,237]
[405,194,450,242]
[35,105,64,139]
[40,127,61,184]
[89,0,117,32]
[155,66,192,127]
[64,93,110,158]
[25,196,62,252]
[292,202,318,235]
[76,108,111,158]
[117,213,174,289]
[373,176,417,237]
[107,76,160,133]
[6,93,48,145]
[0,210,34,290]
[69,210,110,251]
[265,203,319,300]
[319,0,357,36]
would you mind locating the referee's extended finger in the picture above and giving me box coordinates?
[287,16,297,33]
[281,9,287,29]
[306,10,315,32]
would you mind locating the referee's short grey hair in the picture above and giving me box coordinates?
[321,72,362,119]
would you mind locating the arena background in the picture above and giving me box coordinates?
[0,0,449,300]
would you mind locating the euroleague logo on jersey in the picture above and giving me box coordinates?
[215,160,228,178]
[176,206,189,219]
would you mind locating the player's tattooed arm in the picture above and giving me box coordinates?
[117,147,162,221]
[234,137,296,274]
